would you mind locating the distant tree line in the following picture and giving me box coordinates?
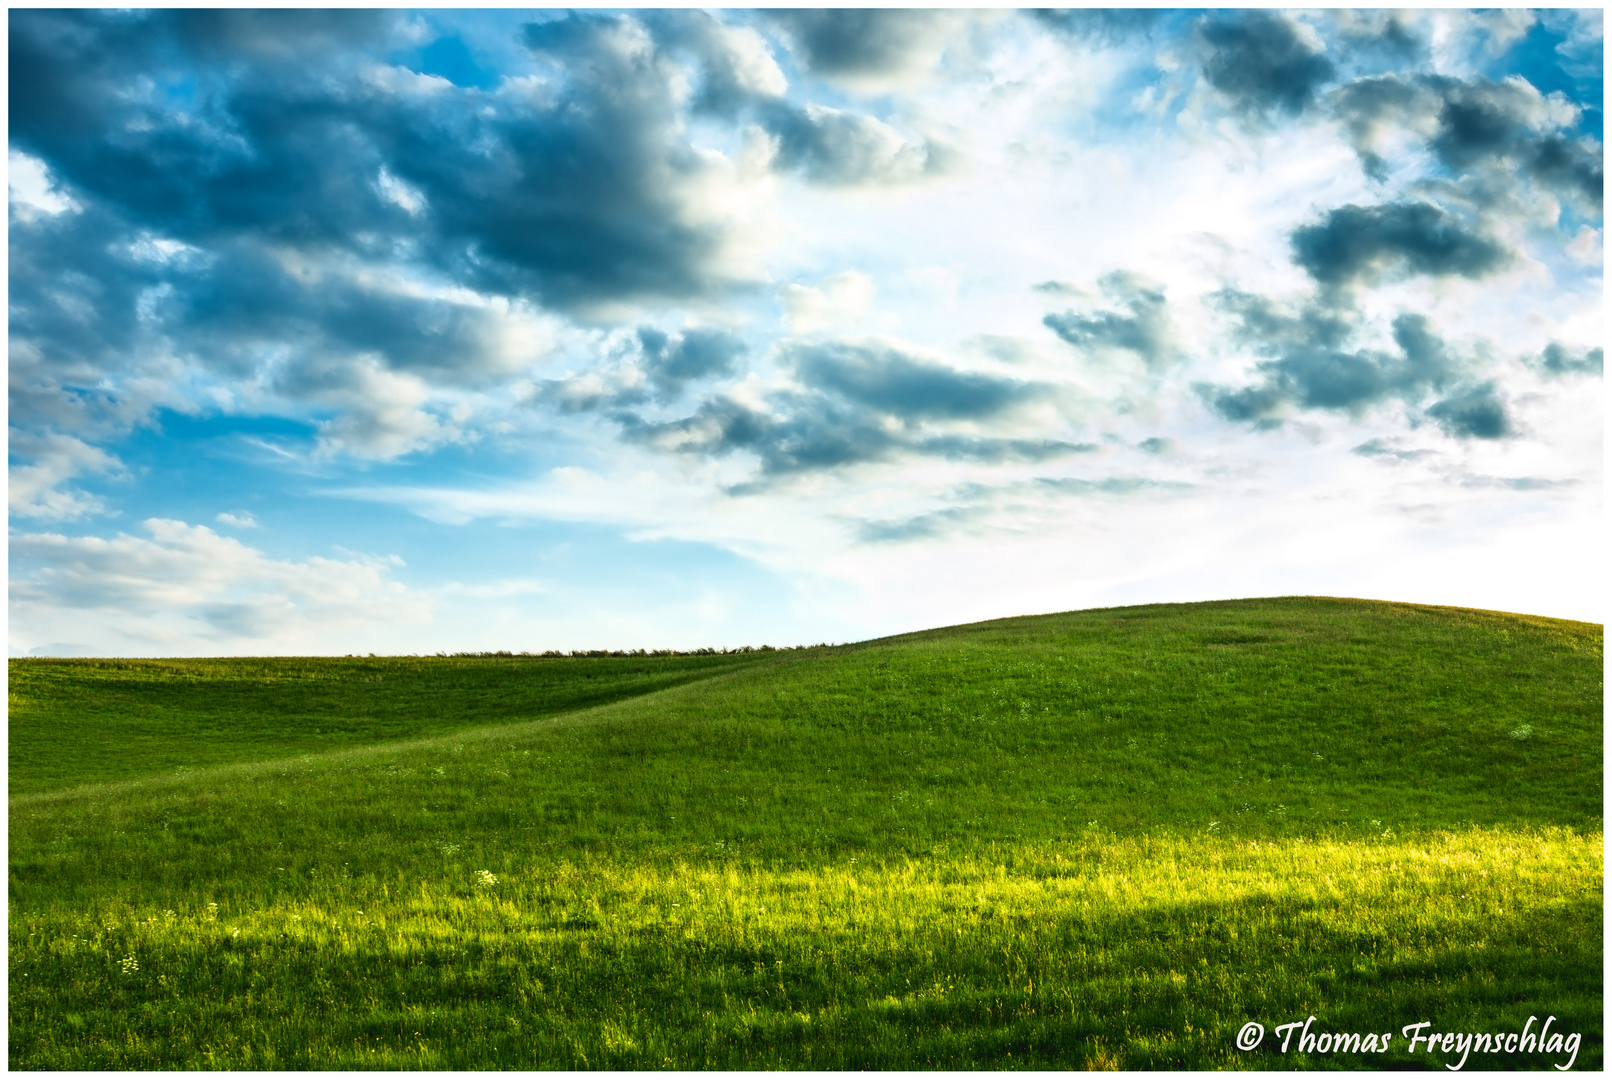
[435,644,832,658]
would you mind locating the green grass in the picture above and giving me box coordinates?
[8,596,1603,1069]
[7,651,770,795]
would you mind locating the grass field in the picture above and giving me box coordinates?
[8,596,1602,1069]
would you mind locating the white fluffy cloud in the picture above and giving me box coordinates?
[10,519,429,654]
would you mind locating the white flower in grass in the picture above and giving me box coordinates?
[119,956,139,975]
[474,869,498,889]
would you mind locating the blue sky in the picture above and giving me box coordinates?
[8,8,1604,656]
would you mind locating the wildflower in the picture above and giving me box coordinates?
[120,956,139,975]
[474,869,498,889]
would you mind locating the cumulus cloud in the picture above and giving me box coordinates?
[281,356,468,460]
[8,430,124,521]
[1197,291,1505,433]
[539,326,747,412]
[1041,271,1179,368]
[1290,201,1511,287]
[1423,381,1511,439]
[1532,342,1604,378]
[762,10,965,88]
[618,338,1082,481]
[760,102,954,185]
[9,518,428,646]
[638,328,747,400]
[8,150,80,222]
[1330,73,1603,210]
[1197,11,1336,119]
[781,272,876,333]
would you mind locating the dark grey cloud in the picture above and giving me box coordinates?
[758,101,954,185]
[539,327,747,413]
[1290,202,1511,287]
[1197,11,1337,119]
[1424,382,1511,439]
[615,340,1083,482]
[639,328,746,399]
[1041,272,1177,368]
[1534,342,1604,378]
[761,10,957,81]
[1331,74,1603,211]
[8,10,742,320]
[1197,291,1506,435]
[788,341,1034,420]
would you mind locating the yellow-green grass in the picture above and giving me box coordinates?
[8,597,1603,1069]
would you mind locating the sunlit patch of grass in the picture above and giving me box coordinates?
[9,828,1599,1069]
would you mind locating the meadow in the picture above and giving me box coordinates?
[8,596,1602,1069]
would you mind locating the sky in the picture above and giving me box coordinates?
[7,8,1604,657]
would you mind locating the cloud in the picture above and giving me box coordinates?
[617,338,1080,481]
[1032,10,1172,46]
[8,150,80,222]
[1330,73,1603,210]
[638,327,747,399]
[1290,201,1510,287]
[1198,292,1506,433]
[762,10,964,87]
[858,473,1192,543]
[1352,438,1431,461]
[9,518,427,644]
[538,326,747,413]
[215,511,259,528]
[7,8,786,484]
[8,430,124,521]
[759,102,954,185]
[858,505,987,543]
[788,340,1036,420]
[1041,271,1178,368]
[1197,11,1337,119]
[279,356,469,460]
[1533,342,1604,378]
[8,10,756,318]
[1424,382,1512,439]
[780,271,876,332]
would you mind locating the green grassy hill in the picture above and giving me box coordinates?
[8,597,1603,1069]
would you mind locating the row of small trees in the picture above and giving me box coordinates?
[436,643,833,659]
